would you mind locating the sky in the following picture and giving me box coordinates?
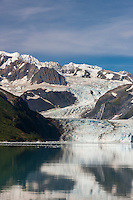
[0,0,133,74]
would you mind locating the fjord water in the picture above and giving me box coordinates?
[0,143,133,200]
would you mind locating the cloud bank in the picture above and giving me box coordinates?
[1,0,133,58]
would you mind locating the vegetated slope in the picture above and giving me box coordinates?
[21,88,77,112]
[0,88,63,141]
[82,84,133,120]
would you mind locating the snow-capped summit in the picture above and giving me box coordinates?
[0,51,67,87]
[61,62,102,78]
[20,54,41,68]
[64,62,101,71]
[0,51,20,58]
[0,51,132,82]
[0,51,62,71]
[0,51,20,68]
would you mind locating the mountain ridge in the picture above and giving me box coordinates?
[0,50,133,120]
[1,51,133,82]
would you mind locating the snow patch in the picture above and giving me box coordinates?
[12,76,28,86]
[126,85,133,92]
[112,92,117,97]
[8,72,12,76]
[112,113,123,120]
[129,92,133,96]
[26,92,54,106]
[1,77,9,84]
[19,63,25,69]
[27,94,40,100]
[105,73,114,79]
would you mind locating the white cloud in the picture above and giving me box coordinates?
[20,18,133,56]
[14,6,56,20]
[1,16,133,57]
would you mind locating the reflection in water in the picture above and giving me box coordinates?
[0,146,63,190]
[24,171,75,193]
[83,166,133,198]
[0,144,133,199]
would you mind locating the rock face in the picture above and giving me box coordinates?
[97,69,133,82]
[82,84,133,120]
[0,88,63,141]
[21,88,77,112]
[31,67,66,85]
[0,52,67,85]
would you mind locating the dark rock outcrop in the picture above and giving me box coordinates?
[82,70,91,78]
[82,84,133,120]
[31,67,67,85]
[21,88,77,112]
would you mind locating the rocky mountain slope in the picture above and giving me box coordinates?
[82,84,133,120]
[0,51,67,87]
[21,88,77,112]
[0,88,62,141]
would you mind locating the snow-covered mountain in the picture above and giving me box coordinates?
[0,51,67,89]
[0,51,132,86]
[0,51,133,142]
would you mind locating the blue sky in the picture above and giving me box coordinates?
[1,0,133,73]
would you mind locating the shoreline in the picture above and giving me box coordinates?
[0,140,132,147]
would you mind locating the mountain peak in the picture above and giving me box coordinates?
[20,54,41,67]
[0,51,20,62]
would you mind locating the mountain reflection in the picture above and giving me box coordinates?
[83,166,133,197]
[23,171,75,193]
[0,146,64,190]
[1,144,133,200]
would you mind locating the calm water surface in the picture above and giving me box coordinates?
[0,143,133,200]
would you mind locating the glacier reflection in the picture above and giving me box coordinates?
[0,144,133,200]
